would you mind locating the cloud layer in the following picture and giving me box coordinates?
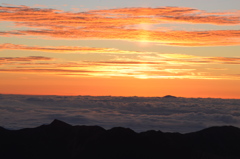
[1,94,240,133]
[1,49,240,79]
[0,5,240,46]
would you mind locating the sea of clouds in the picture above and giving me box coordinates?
[0,94,240,133]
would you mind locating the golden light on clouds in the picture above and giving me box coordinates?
[0,50,240,80]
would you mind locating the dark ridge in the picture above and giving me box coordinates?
[193,125,240,134]
[108,127,136,136]
[184,126,240,158]
[0,126,6,131]
[1,119,240,159]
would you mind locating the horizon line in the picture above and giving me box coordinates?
[1,93,239,100]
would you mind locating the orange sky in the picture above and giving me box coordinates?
[0,3,240,99]
[1,73,240,99]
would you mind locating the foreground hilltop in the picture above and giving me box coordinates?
[1,119,240,159]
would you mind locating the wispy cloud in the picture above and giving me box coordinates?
[206,57,240,64]
[1,53,239,79]
[0,56,53,62]
[2,44,240,65]
[0,68,98,74]
[0,43,148,54]
[91,7,240,25]
[0,5,239,46]
[1,29,239,46]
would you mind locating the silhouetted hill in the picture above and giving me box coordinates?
[162,95,177,98]
[1,120,240,159]
[50,119,72,127]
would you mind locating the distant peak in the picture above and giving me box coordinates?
[163,95,177,98]
[50,119,71,127]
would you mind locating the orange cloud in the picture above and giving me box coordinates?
[0,43,148,54]
[2,5,239,27]
[1,44,240,66]
[92,7,240,25]
[1,53,239,79]
[0,56,55,67]
[0,68,99,75]
[1,29,239,47]
[0,56,53,62]
[161,54,240,65]
[206,68,228,71]
[0,5,240,46]
[206,57,240,62]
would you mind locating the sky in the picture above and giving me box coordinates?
[0,0,240,98]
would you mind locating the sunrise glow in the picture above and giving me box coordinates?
[0,1,240,99]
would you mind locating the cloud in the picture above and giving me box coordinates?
[1,43,240,66]
[1,94,240,133]
[0,5,239,46]
[0,54,239,79]
[206,68,228,71]
[160,54,198,59]
[2,44,239,66]
[0,43,149,54]
[159,54,240,65]
[0,68,101,75]
[91,7,240,25]
[2,28,240,47]
[206,57,240,63]
[0,56,54,62]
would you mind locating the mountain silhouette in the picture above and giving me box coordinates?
[162,95,177,98]
[50,119,71,126]
[1,120,240,159]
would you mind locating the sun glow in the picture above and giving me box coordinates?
[137,23,153,46]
